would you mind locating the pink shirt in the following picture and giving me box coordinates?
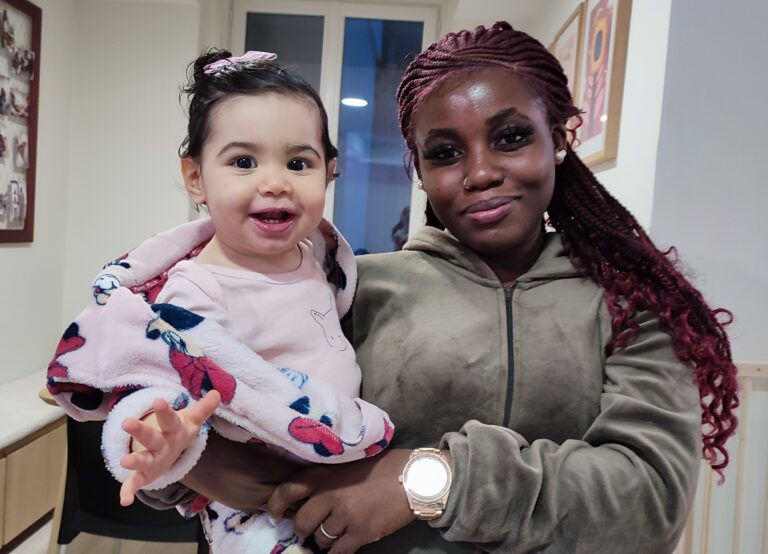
[155,243,360,398]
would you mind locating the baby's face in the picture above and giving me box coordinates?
[189,92,329,272]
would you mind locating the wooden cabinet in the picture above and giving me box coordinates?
[1,419,65,545]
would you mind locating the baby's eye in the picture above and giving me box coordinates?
[287,159,310,171]
[234,157,255,169]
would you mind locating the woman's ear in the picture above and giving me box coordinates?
[551,124,568,165]
[181,157,205,204]
[551,124,568,153]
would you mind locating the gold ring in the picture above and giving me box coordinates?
[320,522,339,541]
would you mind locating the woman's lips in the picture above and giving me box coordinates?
[463,196,519,223]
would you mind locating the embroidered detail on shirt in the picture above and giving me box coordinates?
[310,294,348,352]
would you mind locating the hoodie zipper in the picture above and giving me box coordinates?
[503,285,515,427]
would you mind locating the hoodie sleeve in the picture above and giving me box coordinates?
[100,268,222,489]
[432,310,701,553]
[136,483,199,510]
[99,265,221,490]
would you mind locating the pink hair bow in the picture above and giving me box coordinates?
[203,51,278,74]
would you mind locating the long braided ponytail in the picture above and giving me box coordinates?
[397,21,738,476]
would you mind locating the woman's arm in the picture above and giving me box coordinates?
[138,430,304,512]
[433,310,700,553]
[269,310,701,553]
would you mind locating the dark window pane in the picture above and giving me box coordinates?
[333,18,423,254]
[245,13,323,91]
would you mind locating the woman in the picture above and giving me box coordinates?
[146,22,738,553]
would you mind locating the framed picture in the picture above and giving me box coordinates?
[549,3,585,103]
[574,0,632,166]
[0,0,40,243]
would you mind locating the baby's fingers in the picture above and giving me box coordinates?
[153,399,182,433]
[186,389,221,426]
[120,471,147,507]
[123,417,165,452]
[120,449,156,472]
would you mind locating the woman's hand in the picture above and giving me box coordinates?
[180,429,304,511]
[267,448,415,553]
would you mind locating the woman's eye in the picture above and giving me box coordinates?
[497,127,532,148]
[438,147,458,159]
[287,159,310,171]
[502,132,522,144]
[425,145,460,162]
[234,157,255,169]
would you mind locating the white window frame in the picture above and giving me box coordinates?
[231,0,437,237]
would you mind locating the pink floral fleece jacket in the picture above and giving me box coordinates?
[47,217,394,494]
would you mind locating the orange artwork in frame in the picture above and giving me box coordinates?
[574,0,632,167]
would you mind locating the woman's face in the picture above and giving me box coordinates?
[412,68,565,258]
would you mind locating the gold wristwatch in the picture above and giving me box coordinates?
[399,448,452,520]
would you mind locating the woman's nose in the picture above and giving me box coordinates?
[464,150,504,191]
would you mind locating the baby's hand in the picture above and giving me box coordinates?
[118,389,221,506]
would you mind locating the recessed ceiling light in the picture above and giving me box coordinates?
[341,97,368,107]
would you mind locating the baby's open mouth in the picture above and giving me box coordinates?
[251,209,296,223]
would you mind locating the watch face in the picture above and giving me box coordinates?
[403,455,451,502]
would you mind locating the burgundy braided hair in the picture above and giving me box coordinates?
[397,21,738,476]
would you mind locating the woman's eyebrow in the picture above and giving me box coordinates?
[486,108,531,128]
[425,128,460,142]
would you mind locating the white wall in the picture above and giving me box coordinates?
[0,0,201,384]
[651,0,767,364]
[588,0,671,230]
[447,0,541,34]
[0,0,77,384]
[61,0,201,321]
[651,1,767,550]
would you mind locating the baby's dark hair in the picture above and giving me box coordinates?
[179,48,338,165]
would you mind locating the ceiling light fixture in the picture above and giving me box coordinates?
[341,97,368,107]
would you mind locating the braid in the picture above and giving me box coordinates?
[397,21,739,477]
[549,152,739,475]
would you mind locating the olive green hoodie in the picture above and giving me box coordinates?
[348,228,700,553]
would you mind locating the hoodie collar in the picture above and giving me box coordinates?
[403,227,583,285]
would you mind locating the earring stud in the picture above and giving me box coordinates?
[416,179,423,190]
[554,149,567,163]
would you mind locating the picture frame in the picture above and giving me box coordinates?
[549,3,585,104]
[574,0,632,167]
[0,0,40,243]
